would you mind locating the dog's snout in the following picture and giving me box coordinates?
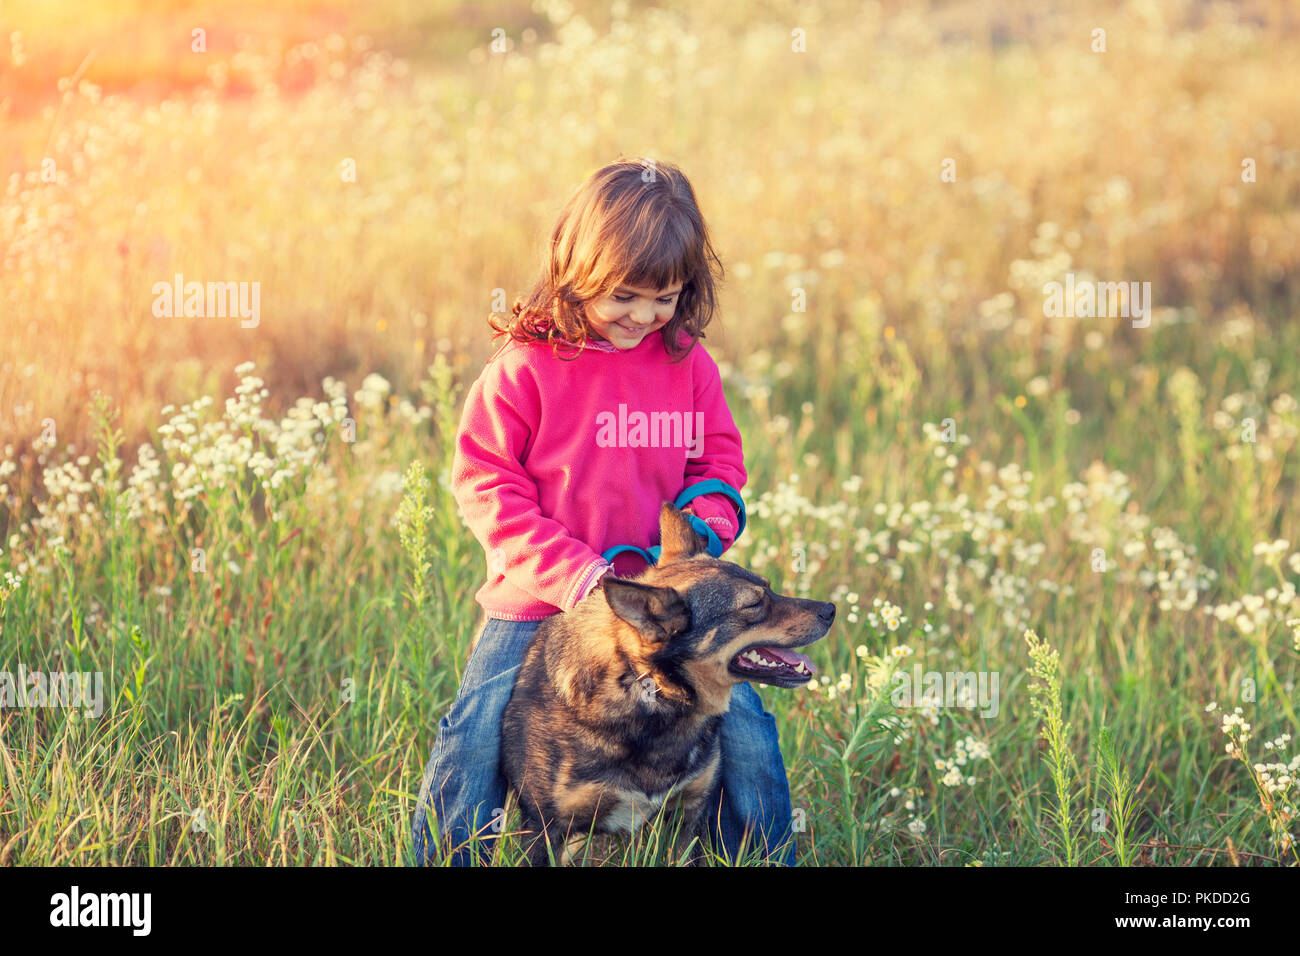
[818,602,836,626]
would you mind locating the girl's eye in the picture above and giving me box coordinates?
[613,294,677,304]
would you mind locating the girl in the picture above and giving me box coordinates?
[409,158,795,866]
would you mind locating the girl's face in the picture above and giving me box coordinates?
[584,280,684,349]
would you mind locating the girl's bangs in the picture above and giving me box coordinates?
[612,224,691,294]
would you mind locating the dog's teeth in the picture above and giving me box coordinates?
[742,650,789,669]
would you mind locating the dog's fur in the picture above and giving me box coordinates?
[501,503,835,865]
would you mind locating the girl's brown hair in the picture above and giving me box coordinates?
[491,157,724,362]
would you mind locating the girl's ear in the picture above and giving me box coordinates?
[657,503,707,563]
[602,578,691,644]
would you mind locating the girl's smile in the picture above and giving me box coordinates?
[585,281,683,348]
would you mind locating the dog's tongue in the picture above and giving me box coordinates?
[753,645,817,674]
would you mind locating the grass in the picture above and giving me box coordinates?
[1,0,1299,865]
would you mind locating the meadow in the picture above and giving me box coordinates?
[1,0,1299,865]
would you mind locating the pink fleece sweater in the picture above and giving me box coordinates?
[451,327,748,621]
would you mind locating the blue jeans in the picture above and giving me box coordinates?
[409,616,796,866]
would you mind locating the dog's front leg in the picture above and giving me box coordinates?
[676,808,710,866]
[520,812,564,867]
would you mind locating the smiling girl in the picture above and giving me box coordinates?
[409,158,797,866]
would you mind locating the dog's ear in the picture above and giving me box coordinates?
[602,578,691,643]
[657,502,707,564]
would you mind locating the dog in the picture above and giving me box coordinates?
[500,502,835,865]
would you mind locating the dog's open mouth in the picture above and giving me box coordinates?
[729,644,818,686]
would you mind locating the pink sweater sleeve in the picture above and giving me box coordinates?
[451,355,609,611]
[680,346,748,552]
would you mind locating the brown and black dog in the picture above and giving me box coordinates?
[501,503,835,865]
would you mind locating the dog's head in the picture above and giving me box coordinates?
[597,504,835,712]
